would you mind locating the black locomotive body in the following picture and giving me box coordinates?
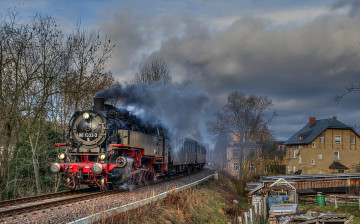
[50,98,206,190]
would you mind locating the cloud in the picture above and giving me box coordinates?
[152,15,360,138]
[332,0,360,17]
[99,3,360,140]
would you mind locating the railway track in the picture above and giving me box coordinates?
[0,189,121,219]
[0,188,91,208]
[0,170,204,220]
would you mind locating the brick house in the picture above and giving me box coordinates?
[285,116,360,175]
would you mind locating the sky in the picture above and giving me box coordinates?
[1,0,360,141]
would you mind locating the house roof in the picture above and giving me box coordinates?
[259,185,293,192]
[285,118,352,145]
[329,162,349,170]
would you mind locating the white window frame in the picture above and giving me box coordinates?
[318,154,322,160]
[351,136,356,145]
[335,135,341,144]
[293,151,297,158]
[320,135,324,143]
[311,159,315,165]
[312,142,316,148]
[234,163,239,171]
[334,151,340,160]
[288,166,291,174]
[293,166,296,172]
[249,164,255,172]
[299,156,302,164]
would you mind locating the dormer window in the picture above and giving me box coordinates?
[298,135,303,141]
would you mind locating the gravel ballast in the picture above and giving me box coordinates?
[2,168,213,224]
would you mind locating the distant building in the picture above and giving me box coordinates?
[285,116,360,175]
[226,133,286,179]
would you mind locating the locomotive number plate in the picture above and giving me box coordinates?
[79,133,98,138]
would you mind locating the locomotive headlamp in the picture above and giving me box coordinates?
[83,112,90,119]
[50,163,60,174]
[58,153,65,160]
[92,163,103,174]
[99,154,106,160]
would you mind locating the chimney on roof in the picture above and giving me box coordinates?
[309,117,316,127]
[333,116,337,120]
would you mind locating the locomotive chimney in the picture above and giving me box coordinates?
[93,97,105,111]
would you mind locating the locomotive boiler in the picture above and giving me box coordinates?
[50,97,206,191]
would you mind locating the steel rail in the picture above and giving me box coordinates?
[0,190,120,219]
[0,189,91,208]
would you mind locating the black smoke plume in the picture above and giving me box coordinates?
[95,78,212,143]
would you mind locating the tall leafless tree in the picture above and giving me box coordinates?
[0,9,33,198]
[209,91,276,179]
[133,57,171,84]
[0,10,118,199]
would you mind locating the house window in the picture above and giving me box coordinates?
[249,164,255,172]
[338,169,345,173]
[293,166,296,172]
[311,159,315,165]
[293,151,297,158]
[298,135,303,140]
[234,163,239,171]
[299,156,302,164]
[318,154,322,159]
[320,135,324,143]
[334,151,340,160]
[288,166,291,174]
[335,135,341,144]
[351,136,356,145]
[312,142,316,148]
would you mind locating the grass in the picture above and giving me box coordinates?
[100,171,248,224]
[300,202,360,223]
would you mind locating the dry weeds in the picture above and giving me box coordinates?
[102,171,247,224]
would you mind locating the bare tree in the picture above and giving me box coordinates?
[64,22,115,112]
[0,10,117,198]
[209,91,276,179]
[23,14,72,194]
[0,9,33,198]
[335,83,360,102]
[133,57,171,84]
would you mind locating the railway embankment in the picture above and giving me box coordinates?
[96,170,248,224]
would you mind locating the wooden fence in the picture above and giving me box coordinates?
[330,195,360,210]
[237,196,267,224]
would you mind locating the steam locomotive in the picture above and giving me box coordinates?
[50,98,206,191]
